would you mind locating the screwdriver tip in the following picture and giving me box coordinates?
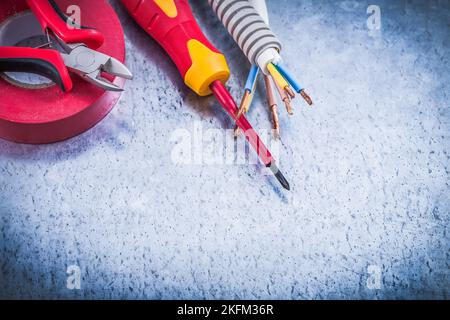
[268,162,291,190]
[276,170,291,190]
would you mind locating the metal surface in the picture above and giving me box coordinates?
[0,0,449,299]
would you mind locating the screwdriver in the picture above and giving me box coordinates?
[120,0,290,190]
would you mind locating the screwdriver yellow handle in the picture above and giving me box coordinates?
[121,0,230,96]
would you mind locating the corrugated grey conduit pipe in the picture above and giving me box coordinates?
[208,0,283,74]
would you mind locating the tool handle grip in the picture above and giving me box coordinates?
[121,0,229,96]
[27,0,104,49]
[0,47,72,91]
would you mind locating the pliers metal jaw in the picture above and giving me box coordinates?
[0,0,132,92]
[59,41,133,92]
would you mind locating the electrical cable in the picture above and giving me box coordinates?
[209,0,313,139]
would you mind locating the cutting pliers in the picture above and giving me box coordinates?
[0,0,133,92]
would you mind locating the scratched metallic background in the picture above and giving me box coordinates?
[0,0,449,299]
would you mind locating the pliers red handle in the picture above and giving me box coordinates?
[0,0,132,92]
[29,0,104,49]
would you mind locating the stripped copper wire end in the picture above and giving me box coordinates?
[236,90,251,119]
[271,105,281,139]
[272,76,294,115]
[234,90,252,137]
[300,89,313,106]
[285,98,294,115]
[264,75,280,138]
[281,92,294,116]
[285,86,296,99]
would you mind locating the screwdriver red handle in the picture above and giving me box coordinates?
[121,0,230,96]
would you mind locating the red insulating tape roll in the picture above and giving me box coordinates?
[0,0,126,144]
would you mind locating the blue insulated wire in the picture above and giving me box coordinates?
[274,63,303,93]
[245,64,260,93]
